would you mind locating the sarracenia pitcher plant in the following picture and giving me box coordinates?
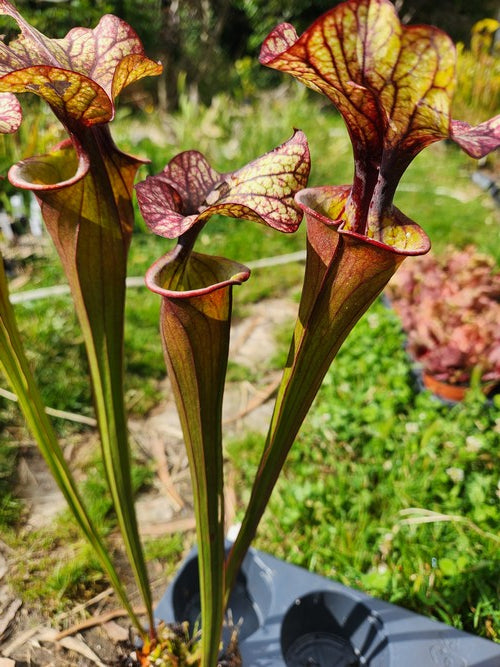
[0,2,310,662]
[0,0,162,647]
[224,0,500,596]
[137,0,500,651]
[2,0,500,664]
[136,131,311,665]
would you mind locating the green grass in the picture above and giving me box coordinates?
[4,448,181,611]
[0,437,22,529]
[228,300,500,640]
[6,521,106,609]
[395,142,499,262]
[7,524,185,612]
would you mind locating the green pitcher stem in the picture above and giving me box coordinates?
[21,128,155,634]
[158,290,227,667]
[74,132,154,633]
[0,260,147,637]
[146,248,251,666]
[225,229,405,601]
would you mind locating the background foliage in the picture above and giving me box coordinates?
[10,0,500,109]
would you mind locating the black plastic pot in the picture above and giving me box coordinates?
[155,546,500,666]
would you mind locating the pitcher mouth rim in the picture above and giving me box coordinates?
[295,185,431,257]
[145,248,251,300]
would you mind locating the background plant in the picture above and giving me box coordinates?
[387,246,500,386]
[9,0,500,111]
[453,18,500,126]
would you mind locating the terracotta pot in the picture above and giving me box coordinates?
[422,373,468,402]
[422,372,500,403]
